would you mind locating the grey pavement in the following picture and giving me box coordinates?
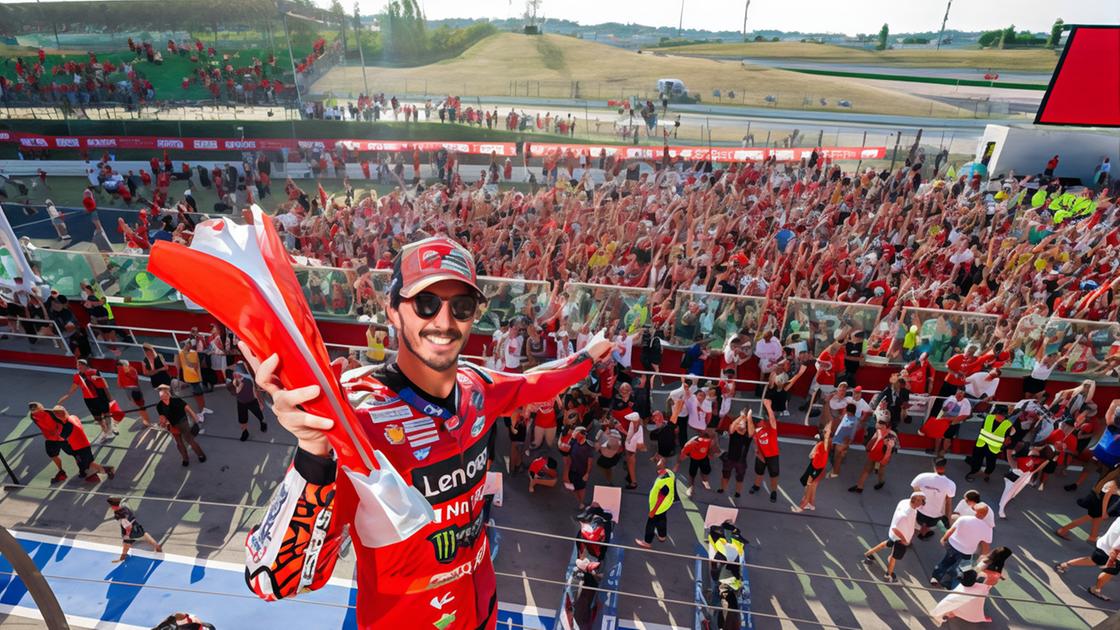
[0,364,1114,629]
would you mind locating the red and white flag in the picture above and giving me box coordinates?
[149,205,433,546]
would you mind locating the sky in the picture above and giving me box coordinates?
[354,0,1118,35]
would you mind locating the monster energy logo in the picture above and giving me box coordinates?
[427,512,485,564]
[428,528,460,564]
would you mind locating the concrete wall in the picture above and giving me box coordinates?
[977,124,1120,183]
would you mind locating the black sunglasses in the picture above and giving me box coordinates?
[408,292,480,322]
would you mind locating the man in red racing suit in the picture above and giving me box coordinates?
[243,236,613,629]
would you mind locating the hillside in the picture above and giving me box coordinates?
[313,33,971,118]
[648,41,1060,72]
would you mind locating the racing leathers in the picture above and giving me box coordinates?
[245,351,594,629]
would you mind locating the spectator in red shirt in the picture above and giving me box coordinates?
[749,404,781,503]
[679,429,717,497]
[794,427,832,512]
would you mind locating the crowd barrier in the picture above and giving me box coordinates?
[0,130,887,163]
[21,246,1120,382]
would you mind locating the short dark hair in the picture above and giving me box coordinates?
[964,489,981,502]
[934,457,948,468]
[106,497,122,507]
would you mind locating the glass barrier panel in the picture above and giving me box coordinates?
[476,277,553,336]
[27,248,99,298]
[349,269,392,326]
[561,283,652,337]
[893,307,1001,367]
[295,265,358,319]
[104,253,178,304]
[781,298,882,358]
[670,291,766,349]
[1006,312,1051,371]
[1024,318,1120,378]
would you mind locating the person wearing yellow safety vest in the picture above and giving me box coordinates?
[635,458,676,549]
[707,520,747,629]
[965,411,1015,483]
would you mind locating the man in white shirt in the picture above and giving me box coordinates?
[754,330,783,395]
[864,492,925,582]
[503,325,524,372]
[964,368,1001,405]
[931,388,973,459]
[491,320,509,356]
[912,459,957,540]
[693,388,712,433]
[668,378,699,445]
[931,504,993,588]
[1057,516,1120,600]
[952,489,996,527]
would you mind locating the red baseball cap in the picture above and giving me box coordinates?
[393,236,482,299]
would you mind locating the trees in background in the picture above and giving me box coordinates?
[876,24,889,51]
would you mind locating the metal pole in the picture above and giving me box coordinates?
[354,4,370,98]
[889,131,902,172]
[936,0,953,51]
[855,130,868,171]
[741,0,751,40]
[0,526,68,628]
[283,13,304,108]
[678,0,685,38]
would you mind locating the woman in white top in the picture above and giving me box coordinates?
[931,547,1012,625]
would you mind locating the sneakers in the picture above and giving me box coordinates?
[769,490,777,503]
[883,573,897,583]
[748,485,760,495]
[805,504,816,511]
[701,480,711,490]
[198,454,207,463]
[827,472,839,479]
[84,473,101,483]
[634,538,652,549]
[964,474,976,482]
[848,486,863,493]
[99,433,113,444]
[717,488,724,494]
[686,486,694,498]
[104,466,116,480]
[563,482,575,491]
[929,577,940,586]
[50,471,68,485]
[734,492,741,498]
[182,460,189,467]
[863,554,874,565]
[240,429,249,442]
[791,505,804,513]
[873,482,885,491]
[1064,483,1079,492]
[201,407,214,415]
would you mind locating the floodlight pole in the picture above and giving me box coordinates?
[283,12,304,107]
[678,0,685,38]
[742,0,751,40]
[936,0,952,50]
[354,3,370,98]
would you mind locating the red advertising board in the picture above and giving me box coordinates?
[2,131,886,163]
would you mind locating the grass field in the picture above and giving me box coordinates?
[647,41,1060,72]
[313,33,968,118]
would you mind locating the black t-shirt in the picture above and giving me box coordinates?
[844,341,862,368]
[765,388,789,413]
[157,397,190,425]
[650,423,677,457]
[377,363,455,414]
[725,430,752,463]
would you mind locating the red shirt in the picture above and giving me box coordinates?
[682,436,713,460]
[532,401,558,429]
[81,194,96,213]
[755,422,779,458]
[816,349,838,386]
[31,410,64,441]
[64,415,90,451]
[944,354,971,387]
[73,371,107,399]
[810,441,829,469]
[117,365,140,389]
